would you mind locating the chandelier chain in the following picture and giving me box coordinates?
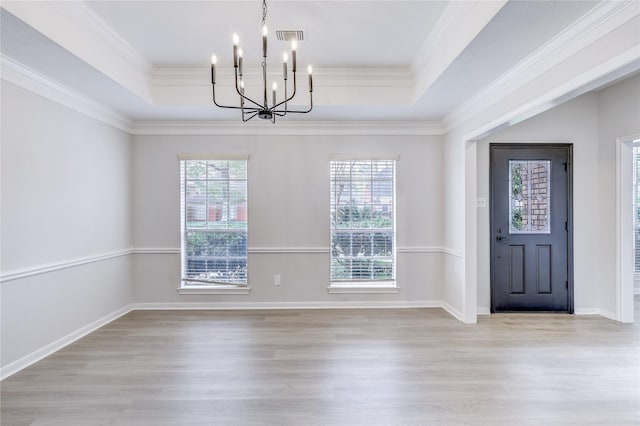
[262,0,267,28]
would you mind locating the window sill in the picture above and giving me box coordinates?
[177,285,251,295]
[327,283,399,294]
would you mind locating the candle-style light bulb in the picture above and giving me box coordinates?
[272,82,277,107]
[232,33,239,67]
[291,41,297,73]
[238,49,244,76]
[283,52,288,80]
[210,55,217,84]
[262,25,268,58]
[308,65,313,92]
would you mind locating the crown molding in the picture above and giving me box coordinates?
[1,54,133,132]
[411,0,507,101]
[2,53,440,136]
[2,0,153,102]
[71,2,153,76]
[131,119,445,136]
[443,0,640,134]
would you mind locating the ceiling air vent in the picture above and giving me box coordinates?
[276,29,304,42]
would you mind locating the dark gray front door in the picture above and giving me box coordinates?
[490,144,573,312]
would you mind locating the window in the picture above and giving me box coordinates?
[330,159,396,287]
[179,156,248,288]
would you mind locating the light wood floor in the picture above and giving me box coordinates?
[2,298,639,426]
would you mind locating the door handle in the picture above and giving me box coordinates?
[496,236,507,242]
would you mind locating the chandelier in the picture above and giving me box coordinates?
[210,0,313,123]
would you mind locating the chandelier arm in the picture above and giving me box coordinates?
[233,79,264,110]
[271,72,297,111]
[242,111,259,122]
[284,81,288,115]
[273,108,312,114]
[213,84,260,110]
[273,90,313,114]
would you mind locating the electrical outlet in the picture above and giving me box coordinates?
[476,197,487,208]
[274,274,281,286]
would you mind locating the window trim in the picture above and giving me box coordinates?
[177,285,251,295]
[329,157,398,290]
[179,155,250,293]
[327,283,399,294]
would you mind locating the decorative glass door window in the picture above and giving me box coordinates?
[509,160,551,234]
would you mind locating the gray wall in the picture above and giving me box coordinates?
[132,134,446,305]
[1,81,134,369]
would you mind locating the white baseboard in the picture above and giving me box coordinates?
[574,308,617,320]
[0,304,133,381]
[441,301,464,322]
[477,307,491,315]
[132,300,444,311]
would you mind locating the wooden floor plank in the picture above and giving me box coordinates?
[2,299,639,425]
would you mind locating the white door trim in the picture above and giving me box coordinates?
[615,133,639,323]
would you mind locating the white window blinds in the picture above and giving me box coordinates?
[330,159,396,283]
[180,159,248,285]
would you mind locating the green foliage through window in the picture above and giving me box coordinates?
[330,160,396,282]
[181,159,248,285]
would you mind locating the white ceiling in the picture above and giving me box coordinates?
[85,1,448,69]
[1,0,637,126]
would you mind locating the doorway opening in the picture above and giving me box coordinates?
[490,144,573,313]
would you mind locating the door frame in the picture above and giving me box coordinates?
[615,134,639,323]
[489,143,574,313]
